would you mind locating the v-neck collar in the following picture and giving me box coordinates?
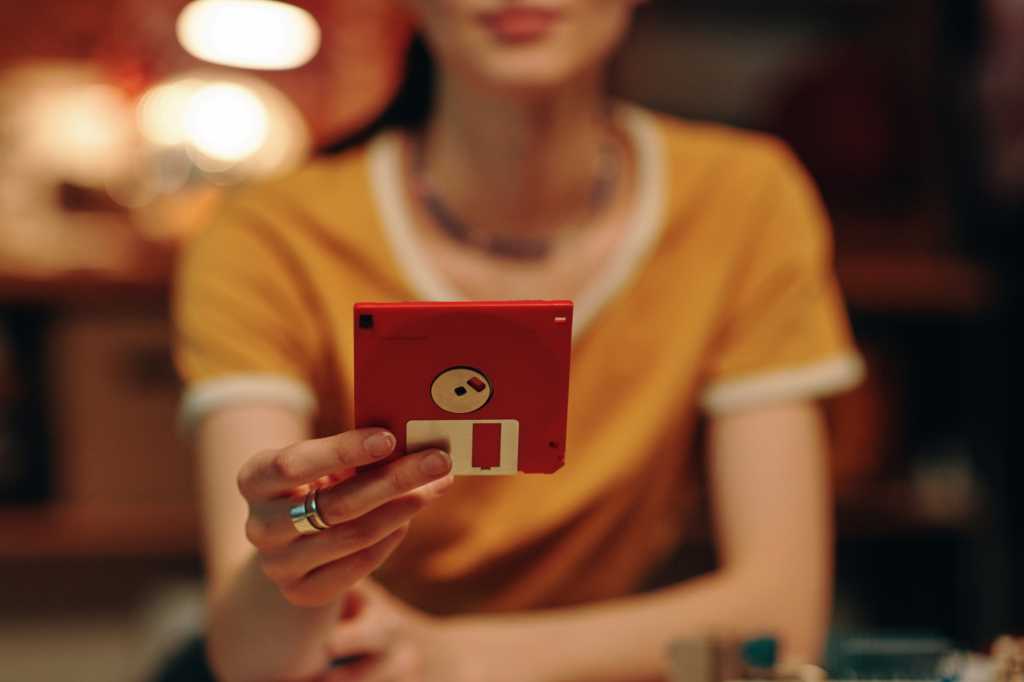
[367,104,667,343]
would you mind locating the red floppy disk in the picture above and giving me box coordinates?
[354,301,573,475]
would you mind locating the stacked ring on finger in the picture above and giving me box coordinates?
[289,488,332,535]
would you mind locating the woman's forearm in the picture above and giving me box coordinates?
[197,408,345,681]
[465,402,833,682]
[446,568,825,682]
[207,552,344,682]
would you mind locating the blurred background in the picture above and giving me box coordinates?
[0,1,1020,679]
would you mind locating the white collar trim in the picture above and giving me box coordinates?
[367,104,667,342]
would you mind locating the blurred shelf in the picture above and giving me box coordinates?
[835,479,978,538]
[0,271,168,306]
[836,252,997,315]
[0,502,198,558]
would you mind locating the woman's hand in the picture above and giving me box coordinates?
[237,428,454,608]
[318,581,534,682]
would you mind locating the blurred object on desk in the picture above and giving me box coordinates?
[666,635,827,682]
[826,633,953,679]
[667,632,1024,682]
[827,633,1024,682]
[991,637,1024,682]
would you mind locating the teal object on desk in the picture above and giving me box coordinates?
[742,637,779,669]
[825,632,953,679]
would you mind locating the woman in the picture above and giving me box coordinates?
[174,1,865,680]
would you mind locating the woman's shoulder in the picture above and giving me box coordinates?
[647,109,805,183]
[627,106,830,257]
[621,106,805,196]
[629,106,819,222]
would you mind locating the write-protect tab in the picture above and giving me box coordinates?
[472,422,502,470]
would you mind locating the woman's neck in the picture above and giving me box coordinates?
[417,69,617,237]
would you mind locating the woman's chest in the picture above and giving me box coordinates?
[412,213,627,302]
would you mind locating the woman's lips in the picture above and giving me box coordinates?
[479,7,562,42]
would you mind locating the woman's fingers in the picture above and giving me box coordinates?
[259,497,424,585]
[279,526,409,608]
[316,449,452,526]
[237,428,397,501]
[236,429,455,609]
[246,450,454,550]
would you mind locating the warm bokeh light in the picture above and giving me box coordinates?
[136,72,311,178]
[137,78,203,147]
[184,82,270,163]
[176,0,321,71]
[21,82,136,186]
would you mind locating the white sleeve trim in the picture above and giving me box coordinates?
[700,352,866,415]
[179,373,317,434]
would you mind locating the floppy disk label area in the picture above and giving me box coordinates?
[406,419,519,476]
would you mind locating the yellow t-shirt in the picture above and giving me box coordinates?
[173,106,863,615]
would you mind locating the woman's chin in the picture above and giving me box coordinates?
[462,52,597,97]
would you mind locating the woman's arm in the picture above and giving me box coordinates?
[196,406,455,681]
[333,400,832,682]
[197,405,343,681]
[478,400,831,681]
[488,400,832,680]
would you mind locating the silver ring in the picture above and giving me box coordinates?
[289,489,329,535]
[306,488,330,531]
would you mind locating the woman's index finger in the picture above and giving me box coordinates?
[238,429,396,499]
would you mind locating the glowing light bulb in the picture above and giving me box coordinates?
[137,78,203,146]
[184,82,269,163]
[176,0,321,71]
[136,72,311,177]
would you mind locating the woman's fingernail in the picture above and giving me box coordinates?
[420,451,451,477]
[364,432,396,458]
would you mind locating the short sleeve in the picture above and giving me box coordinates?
[699,143,865,414]
[172,196,322,431]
